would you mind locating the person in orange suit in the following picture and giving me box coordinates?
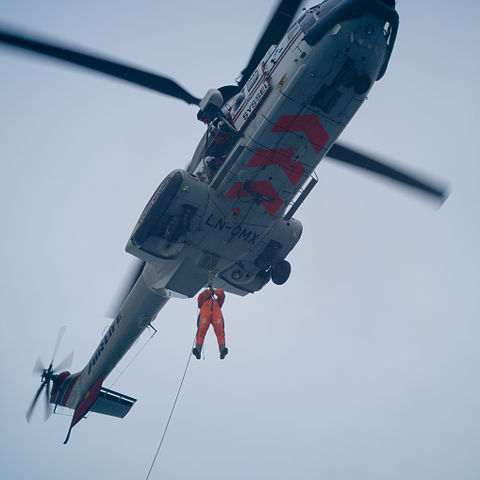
[193,287,228,359]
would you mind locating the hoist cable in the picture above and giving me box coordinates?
[145,339,194,479]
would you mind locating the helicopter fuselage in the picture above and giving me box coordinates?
[49,0,398,438]
[126,0,397,298]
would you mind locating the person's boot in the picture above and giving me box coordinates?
[192,343,202,359]
[219,344,228,359]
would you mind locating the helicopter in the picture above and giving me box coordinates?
[1,0,448,443]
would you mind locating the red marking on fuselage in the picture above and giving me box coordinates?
[71,375,104,427]
[226,181,283,216]
[247,148,306,186]
[64,373,105,444]
[51,371,70,404]
[271,114,330,153]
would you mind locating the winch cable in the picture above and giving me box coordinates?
[145,336,195,479]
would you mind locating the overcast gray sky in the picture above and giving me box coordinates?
[1,1,479,479]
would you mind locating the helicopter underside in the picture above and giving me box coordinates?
[127,7,391,298]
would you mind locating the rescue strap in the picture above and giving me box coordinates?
[145,338,195,479]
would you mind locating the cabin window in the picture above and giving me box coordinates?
[299,13,316,33]
[287,22,300,40]
[246,69,259,92]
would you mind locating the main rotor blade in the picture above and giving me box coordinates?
[50,325,66,366]
[107,260,146,318]
[326,142,448,202]
[26,382,46,423]
[238,0,303,88]
[55,351,74,372]
[0,27,201,105]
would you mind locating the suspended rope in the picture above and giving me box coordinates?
[145,339,194,479]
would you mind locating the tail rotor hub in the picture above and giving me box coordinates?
[25,326,73,423]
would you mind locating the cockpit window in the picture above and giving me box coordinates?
[299,12,316,33]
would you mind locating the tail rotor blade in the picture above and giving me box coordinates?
[26,382,46,423]
[326,142,449,203]
[55,351,74,372]
[50,325,66,365]
[32,357,45,375]
[44,381,52,421]
[27,328,72,423]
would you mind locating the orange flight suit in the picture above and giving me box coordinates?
[194,288,227,357]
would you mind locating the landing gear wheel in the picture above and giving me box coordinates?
[271,260,291,285]
[354,74,372,95]
[164,215,184,242]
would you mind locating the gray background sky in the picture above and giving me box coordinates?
[1,1,479,479]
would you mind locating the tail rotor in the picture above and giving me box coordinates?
[26,326,73,422]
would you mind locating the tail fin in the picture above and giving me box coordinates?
[63,375,137,444]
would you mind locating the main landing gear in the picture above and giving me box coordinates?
[271,260,291,286]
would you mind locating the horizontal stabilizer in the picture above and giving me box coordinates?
[90,387,137,419]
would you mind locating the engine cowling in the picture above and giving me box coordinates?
[126,169,209,263]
